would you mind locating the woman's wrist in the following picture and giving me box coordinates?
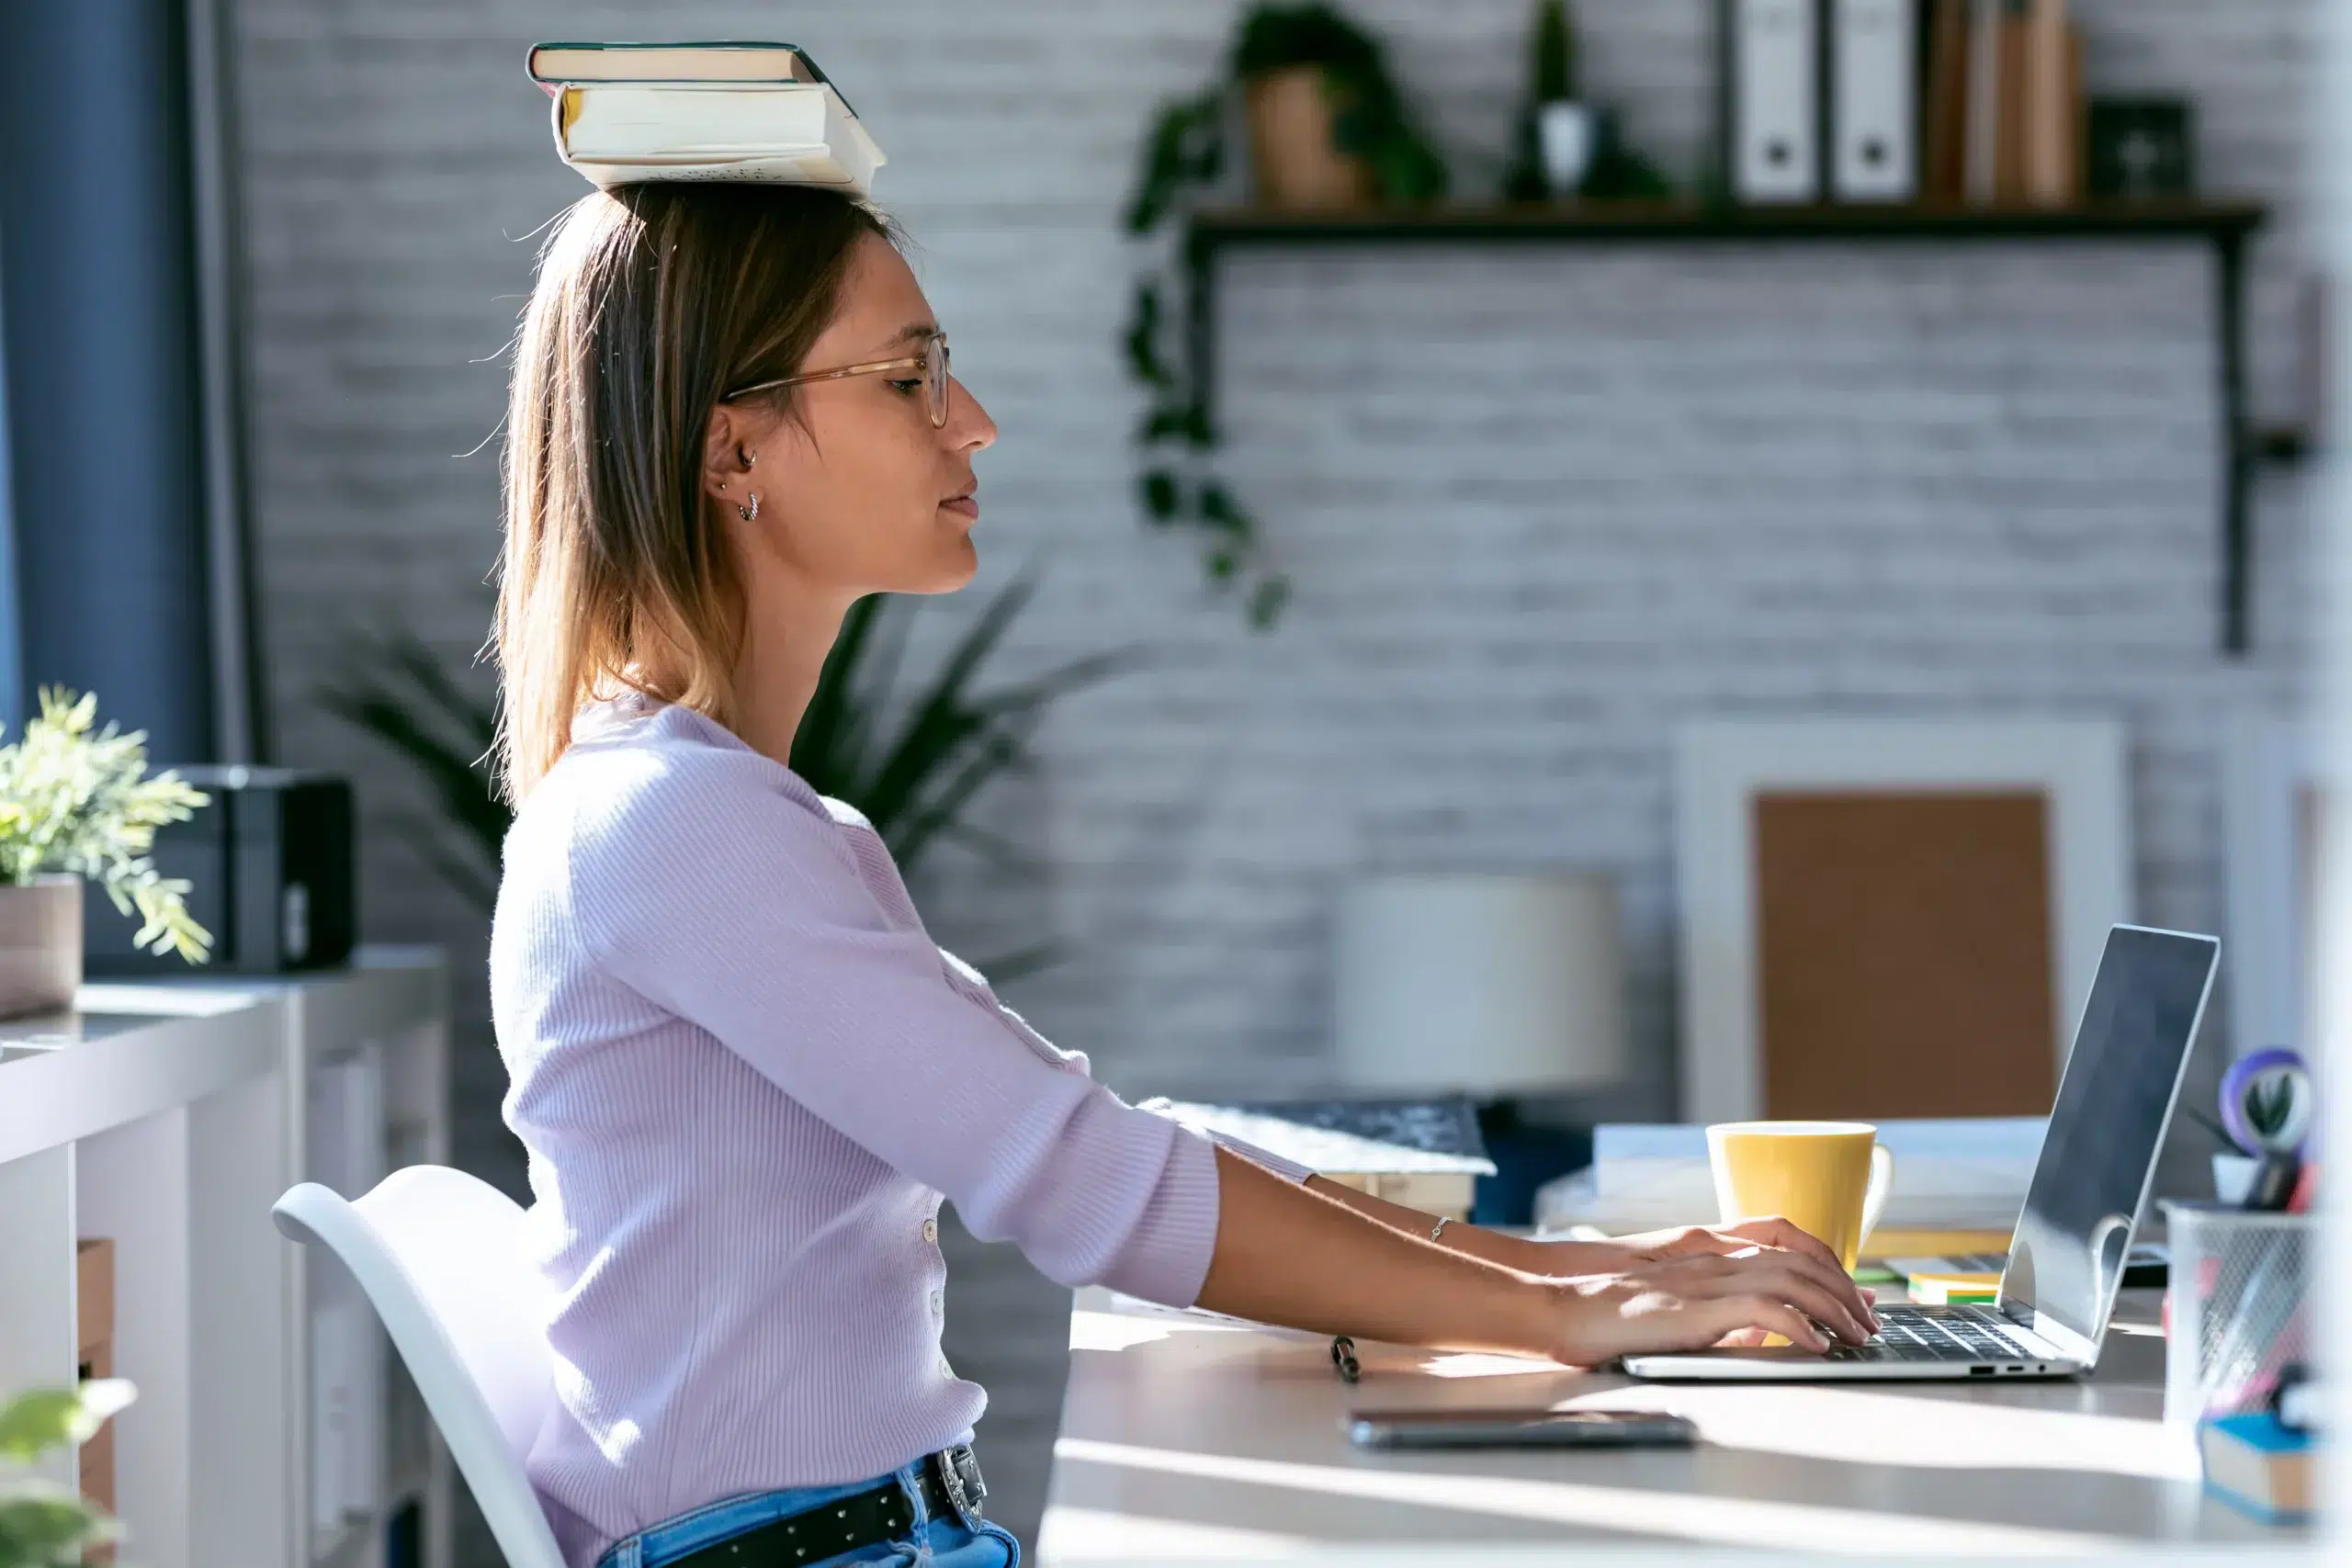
[1483,1273,1583,1364]
[1511,1235,1616,1276]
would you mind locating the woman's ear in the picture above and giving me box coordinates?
[700,403,758,513]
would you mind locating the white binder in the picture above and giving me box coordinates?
[1724,0,1821,203]
[1830,0,1918,200]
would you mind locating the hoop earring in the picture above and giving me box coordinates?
[736,492,760,523]
[739,446,757,469]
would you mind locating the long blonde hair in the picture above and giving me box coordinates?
[492,182,897,806]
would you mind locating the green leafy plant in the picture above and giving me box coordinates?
[322,573,1127,920]
[1124,3,1448,630]
[1231,6,1450,203]
[1581,124,1675,202]
[317,635,509,915]
[1530,0,1577,103]
[790,576,1131,878]
[0,1381,134,1568]
[0,687,212,962]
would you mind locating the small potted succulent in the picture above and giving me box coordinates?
[1505,0,1593,201]
[2186,1051,2311,1203]
[0,687,212,1018]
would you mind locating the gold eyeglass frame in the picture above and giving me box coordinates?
[720,330,952,428]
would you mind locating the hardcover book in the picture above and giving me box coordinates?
[530,41,886,196]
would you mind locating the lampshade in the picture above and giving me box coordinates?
[1332,871,1628,1098]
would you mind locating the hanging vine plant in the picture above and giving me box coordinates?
[1121,4,1447,630]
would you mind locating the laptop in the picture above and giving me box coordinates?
[1625,923,2219,1383]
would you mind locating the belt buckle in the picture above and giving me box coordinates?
[938,1444,987,1525]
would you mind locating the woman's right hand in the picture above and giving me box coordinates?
[1542,1246,1879,1367]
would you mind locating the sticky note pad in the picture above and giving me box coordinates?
[1907,1272,2002,1305]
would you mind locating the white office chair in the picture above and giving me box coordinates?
[273,1168,567,1568]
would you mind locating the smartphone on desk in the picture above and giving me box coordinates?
[1344,1406,1698,1451]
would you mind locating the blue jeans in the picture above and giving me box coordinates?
[594,1464,1020,1568]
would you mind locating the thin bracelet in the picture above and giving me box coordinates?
[1430,1215,1450,1244]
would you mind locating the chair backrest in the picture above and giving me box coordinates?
[273,1168,567,1568]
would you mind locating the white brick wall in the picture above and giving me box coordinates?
[229,1,2319,1556]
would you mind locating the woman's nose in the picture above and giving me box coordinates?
[948,377,996,451]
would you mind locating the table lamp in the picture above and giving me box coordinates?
[1332,870,1628,1100]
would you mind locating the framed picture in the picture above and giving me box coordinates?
[1676,720,2132,1124]
[2222,711,2328,1060]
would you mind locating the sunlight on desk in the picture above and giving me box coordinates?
[1558,1383,2200,1482]
[1070,1308,1262,1354]
[1046,1288,2275,1559]
[1052,1438,2135,1556]
[1040,1505,1315,1559]
[1416,1352,1570,1379]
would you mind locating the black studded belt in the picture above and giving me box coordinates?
[663,1446,987,1568]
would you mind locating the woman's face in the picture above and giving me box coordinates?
[707,231,996,599]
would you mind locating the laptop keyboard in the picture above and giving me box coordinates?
[1823,1304,2035,1363]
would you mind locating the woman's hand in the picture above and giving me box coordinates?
[1540,1246,1881,1367]
[1608,1216,1857,1274]
[1541,1217,1878,1331]
[1195,1153,1876,1371]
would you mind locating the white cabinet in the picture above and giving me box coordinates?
[0,948,451,1568]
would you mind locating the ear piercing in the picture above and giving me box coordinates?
[728,447,758,518]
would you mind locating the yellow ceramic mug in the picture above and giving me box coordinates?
[1706,1121,1895,1272]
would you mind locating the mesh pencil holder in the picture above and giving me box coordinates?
[2160,1200,2315,1427]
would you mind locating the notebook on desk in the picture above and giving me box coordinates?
[1626,924,2218,1383]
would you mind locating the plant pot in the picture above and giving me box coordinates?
[1244,66,1374,210]
[2211,1151,2260,1205]
[0,874,83,1019]
[1536,100,1596,196]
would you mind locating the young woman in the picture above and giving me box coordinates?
[488,183,1877,1568]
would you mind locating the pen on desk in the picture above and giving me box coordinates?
[1330,1335,1360,1383]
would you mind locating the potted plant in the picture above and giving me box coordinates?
[0,1380,135,1568]
[1501,0,1674,205]
[1233,5,1449,211]
[1122,4,1447,628]
[321,574,1125,978]
[2184,1061,2305,1203]
[1504,0,1592,201]
[0,688,212,1018]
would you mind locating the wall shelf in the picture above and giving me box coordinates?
[1182,199,2271,653]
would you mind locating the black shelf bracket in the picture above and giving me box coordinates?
[1182,200,2269,655]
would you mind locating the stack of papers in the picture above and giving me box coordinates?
[1534,1117,2044,1236]
[1146,1095,1495,1221]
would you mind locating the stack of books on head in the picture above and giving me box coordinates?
[1533,1117,2045,1258]
[529,41,887,195]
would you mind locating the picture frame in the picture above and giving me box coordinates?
[2222,710,2324,1060]
[1675,719,2133,1124]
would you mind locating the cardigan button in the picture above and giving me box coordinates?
[922,1217,939,1244]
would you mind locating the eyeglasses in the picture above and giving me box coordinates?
[720,330,953,428]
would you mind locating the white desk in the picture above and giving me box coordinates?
[1040,1287,2303,1562]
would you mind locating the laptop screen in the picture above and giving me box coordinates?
[2001,926,2218,1344]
